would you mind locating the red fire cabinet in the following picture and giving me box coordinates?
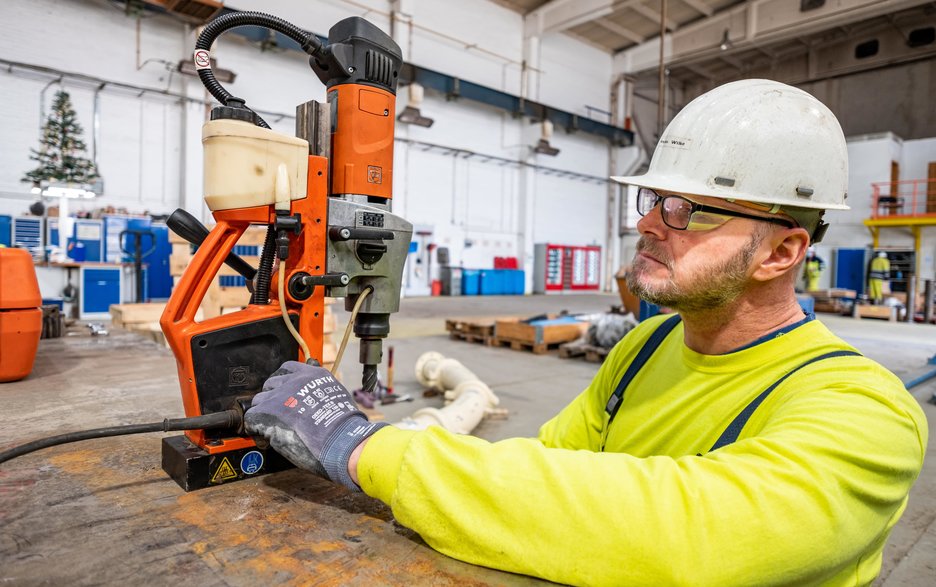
[533,243,601,293]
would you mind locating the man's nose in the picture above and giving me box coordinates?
[637,203,667,239]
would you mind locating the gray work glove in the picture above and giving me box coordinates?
[244,361,387,490]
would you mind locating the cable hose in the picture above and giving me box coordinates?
[278,262,312,362]
[250,225,276,304]
[332,287,373,374]
[0,410,241,466]
[194,11,324,129]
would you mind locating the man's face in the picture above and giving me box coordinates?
[626,192,773,313]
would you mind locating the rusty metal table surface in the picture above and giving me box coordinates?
[0,329,550,586]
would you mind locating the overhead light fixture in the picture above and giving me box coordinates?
[720,29,733,51]
[397,83,434,128]
[178,57,237,83]
[533,119,560,156]
[30,182,98,199]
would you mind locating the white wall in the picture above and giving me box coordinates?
[903,138,936,186]
[0,0,622,292]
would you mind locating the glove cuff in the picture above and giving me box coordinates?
[321,416,389,491]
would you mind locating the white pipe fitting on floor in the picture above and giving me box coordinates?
[395,351,502,434]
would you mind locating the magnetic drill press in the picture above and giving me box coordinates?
[159,12,413,491]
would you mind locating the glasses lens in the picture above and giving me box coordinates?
[637,188,659,217]
[661,196,693,230]
[685,210,733,231]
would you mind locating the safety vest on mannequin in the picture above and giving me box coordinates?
[804,247,825,291]
[869,251,891,304]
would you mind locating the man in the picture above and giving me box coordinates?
[245,80,927,586]
[803,246,826,291]
[868,251,891,304]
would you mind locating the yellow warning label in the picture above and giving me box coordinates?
[210,457,238,484]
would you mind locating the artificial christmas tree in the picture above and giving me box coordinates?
[22,90,100,187]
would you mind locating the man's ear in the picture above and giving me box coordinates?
[752,228,810,282]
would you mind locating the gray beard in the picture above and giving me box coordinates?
[626,233,762,314]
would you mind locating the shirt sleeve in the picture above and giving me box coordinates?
[357,359,927,587]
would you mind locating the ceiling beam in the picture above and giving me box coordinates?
[682,62,717,79]
[595,19,645,44]
[630,2,679,31]
[678,0,713,17]
[525,0,615,35]
[616,0,930,74]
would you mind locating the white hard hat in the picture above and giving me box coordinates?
[613,79,849,211]
[877,251,888,258]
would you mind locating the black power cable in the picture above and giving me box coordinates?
[195,11,325,129]
[0,410,242,465]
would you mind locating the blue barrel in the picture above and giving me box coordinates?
[502,269,515,294]
[479,269,496,295]
[462,269,481,295]
[512,270,525,295]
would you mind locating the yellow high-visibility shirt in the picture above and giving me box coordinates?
[358,316,927,587]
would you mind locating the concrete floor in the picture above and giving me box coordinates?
[2,293,934,584]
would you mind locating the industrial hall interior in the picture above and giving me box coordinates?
[2,0,936,585]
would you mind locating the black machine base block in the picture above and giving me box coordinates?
[162,435,294,492]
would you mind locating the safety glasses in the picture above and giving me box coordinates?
[636,188,796,231]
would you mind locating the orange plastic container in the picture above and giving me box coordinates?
[0,248,43,382]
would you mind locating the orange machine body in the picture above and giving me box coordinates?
[0,248,42,383]
[160,156,328,454]
[329,84,395,199]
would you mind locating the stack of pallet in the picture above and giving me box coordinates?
[110,303,182,346]
[492,316,588,354]
[445,316,505,345]
[807,288,856,314]
[446,314,588,355]
[110,300,339,371]
[169,227,265,318]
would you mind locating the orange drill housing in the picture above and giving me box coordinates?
[329,84,395,199]
[160,157,328,454]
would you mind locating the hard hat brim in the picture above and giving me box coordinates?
[610,174,850,211]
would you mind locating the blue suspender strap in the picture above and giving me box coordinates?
[708,350,862,452]
[605,314,683,423]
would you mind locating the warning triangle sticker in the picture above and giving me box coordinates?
[210,457,238,484]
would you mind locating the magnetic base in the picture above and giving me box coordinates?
[161,435,294,492]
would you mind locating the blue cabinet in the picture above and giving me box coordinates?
[834,248,867,295]
[47,217,60,247]
[12,217,43,257]
[80,266,123,319]
[0,215,11,247]
[102,215,131,262]
[146,224,172,300]
[73,219,103,262]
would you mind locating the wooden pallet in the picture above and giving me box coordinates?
[853,304,896,321]
[489,336,563,355]
[494,317,587,346]
[444,317,505,345]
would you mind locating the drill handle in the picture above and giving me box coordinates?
[167,208,258,281]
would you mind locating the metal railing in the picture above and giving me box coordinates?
[869,179,936,219]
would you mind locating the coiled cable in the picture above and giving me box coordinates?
[194,11,325,128]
